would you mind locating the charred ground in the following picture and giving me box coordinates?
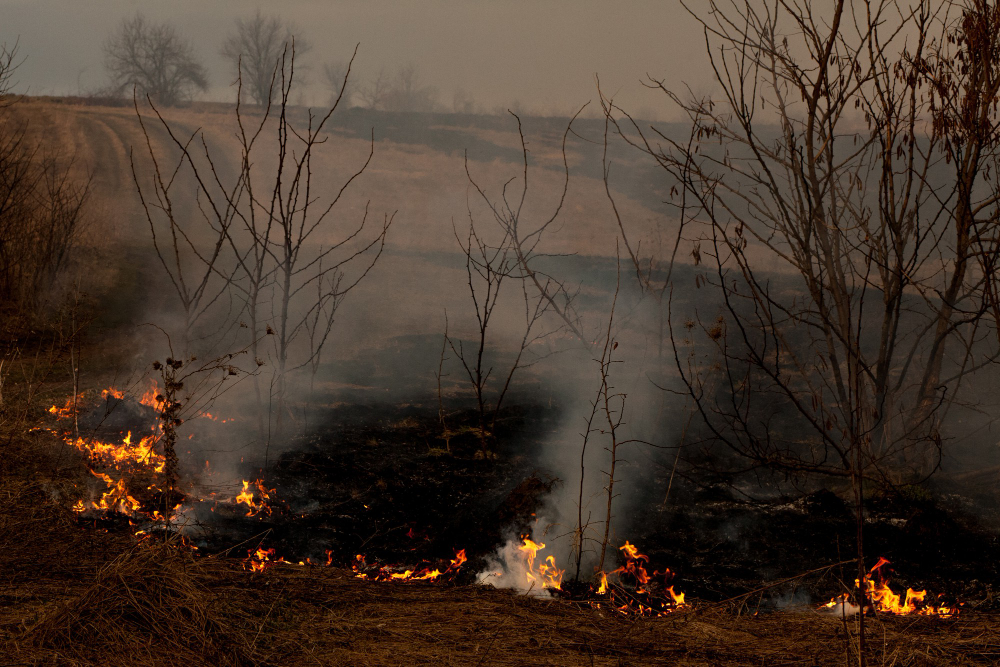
[3,97,1000,665]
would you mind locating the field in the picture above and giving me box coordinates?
[3,96,1000,666]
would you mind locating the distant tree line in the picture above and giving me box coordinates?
[101,10,452,113]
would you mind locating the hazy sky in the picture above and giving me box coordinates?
[0,0,709,117]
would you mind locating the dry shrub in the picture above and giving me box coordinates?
[0,122,88,314]
[25,541,256,666]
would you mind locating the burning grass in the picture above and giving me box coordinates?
[7,542,1000,666]
[1,467,998,664]
[0,382,996,664]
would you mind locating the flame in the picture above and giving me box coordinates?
[47,393,84,419]
[245,547,276,573]
[234,479,274,517]
[612,541,650,590]
[66,430,166,472]
[352,548,467,582]
[46,385,232,523]
[82,471,142,513]
[819,558,958,617]
[140,379,165,412]
[589,541,687,615]
[517,537,564,591]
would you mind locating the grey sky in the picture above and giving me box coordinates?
[0,0,708,117]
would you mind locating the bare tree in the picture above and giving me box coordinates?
[605,0,1000,661]
[466,112,589,344]
[357,68,389,111]
[357,65,440,112]
[0,43,89,310]
[131,94,239,356]
[135,44,392,448]
[445,207,552,457]
[442,111,592,459]
[103,14,208,106]
[384,65,439,112]
[323,61,355,108]
[221,9,310,107]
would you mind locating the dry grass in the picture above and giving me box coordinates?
[4,530,1000,666]
[0,381,998,666]
[22,542,255,667]
[2,98,1000,666]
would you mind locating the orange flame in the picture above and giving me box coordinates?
[612,540,651,590]
[245,547,276,573]
[47,393,84,419]
[234,479,273,517]
[820,558,958,617]
[591,541,687,615]
[140,379,165,413]
[352,548,467,582]
[517,537,564,591]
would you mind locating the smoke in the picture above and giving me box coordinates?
[477,530,560,598]
[819,599,860,617]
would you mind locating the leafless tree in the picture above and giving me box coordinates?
[445,206,552,457]
[131,94,239,356]
[221,9,310,106]
[103,14,208,106]
[135,44,392,449]
[357,68,389,111]
[444,110,593,458]
[0,44,89,311]
[383,65,439,112]
[357,65,439,112]
[465,112,589,345]
[605,0,1000,661]
[323,61,355,108]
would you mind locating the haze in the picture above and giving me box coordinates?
[0,0,706,117]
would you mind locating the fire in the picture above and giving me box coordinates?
[820,558,959,617]
[234,479,274,517]
[589,540,687,615]
[352,549,468,582]
[140,379,166,412]
[245,547,276,573]
[612,541,650,591]
[47,393,83,419]
[67,430,165,471]
[82,470,142,513]
[596,571,609,595]
[478,534,685,614]
[47,384,249,525]
[517,537,564,591]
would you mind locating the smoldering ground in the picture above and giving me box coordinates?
[41,92,1000,611]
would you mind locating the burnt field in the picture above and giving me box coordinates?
[5,375,1000,666]
[6,49,1000,664]
[5,328,1000,665]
